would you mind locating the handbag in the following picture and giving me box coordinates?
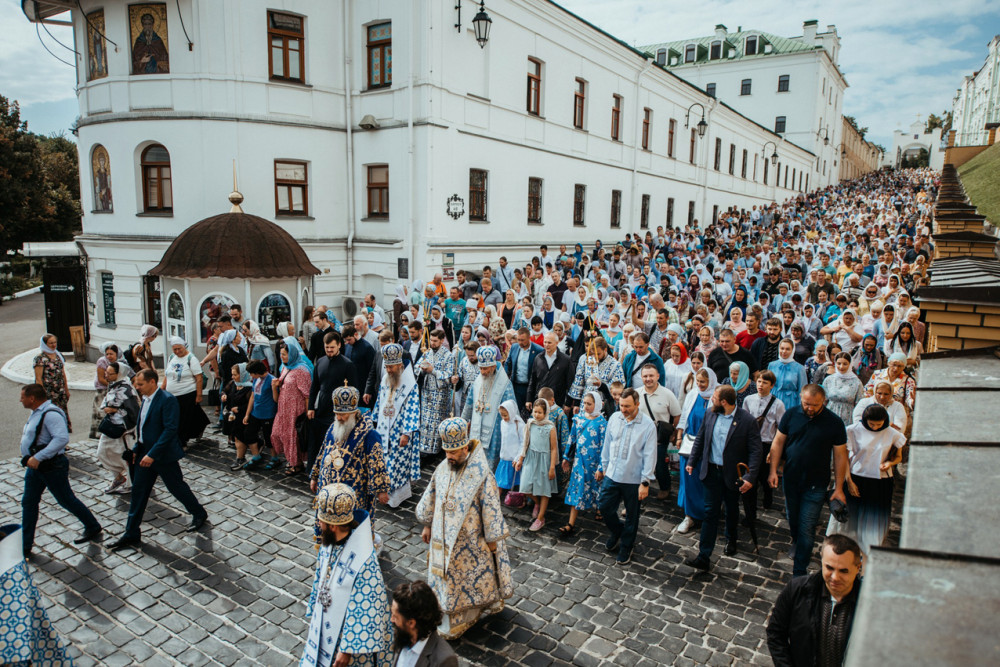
[97,416,127,440]
[678,433,696,457]
[295,412,309,453]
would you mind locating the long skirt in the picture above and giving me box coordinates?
[175,390,210,444]
[90,389,108,439]
[826,475,894,556]
[677,455,706,521]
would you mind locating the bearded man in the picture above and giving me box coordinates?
[415,418,513,640]
[461,346,515,470]
[373,343,421,508]
[301,483,391,667]
[311,384,389,542]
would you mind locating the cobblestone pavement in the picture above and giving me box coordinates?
[0,434,904,666]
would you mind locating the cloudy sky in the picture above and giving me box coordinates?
[3,0,998,147]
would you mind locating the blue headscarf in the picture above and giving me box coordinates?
[218,329,238,352]
[235,363,252,388]
[281,336,313,374]
[729,361,751,391]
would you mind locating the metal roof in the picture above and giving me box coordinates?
[21,0,72,23]
[641,29,821,65]
[916,257,1000,304]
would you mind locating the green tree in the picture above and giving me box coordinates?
[844,115,869,140]
[0,95,81,257]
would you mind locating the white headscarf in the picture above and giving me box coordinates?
[245,320,270,345]
[499,399,525,461]
[168,336,187,349]
[276,321,294,339]
[697,368,719,400]
[39,335,64,363]
[584,390,603,417]
[139,324,158,343]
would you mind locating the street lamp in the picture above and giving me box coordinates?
[762,141,779,165]
[472,1,492,48]
[685,103,708,138]
[817,128,829,145]
[834,142,847,158]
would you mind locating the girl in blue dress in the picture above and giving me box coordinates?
[768,338,809,411]
[675,367,717,534]
[559,391,607,535]
[515,399,560,532]
[495,400,526,508]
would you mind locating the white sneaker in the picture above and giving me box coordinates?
[112,485,132,495]
[675,516,695,534]
[374,533,384,552]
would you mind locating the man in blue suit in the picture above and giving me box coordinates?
[684,384,762,570]
[504,327,543,419]
[620,333,666,390]
[109,368,207,551]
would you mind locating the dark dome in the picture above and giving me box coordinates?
[150,208,319,279]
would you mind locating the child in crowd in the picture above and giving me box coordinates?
[529,316,546,346]
[241,360,277,471]
[496,400,527,508]
[222,363,253,470]
[742,370,786,510]
[515,399,560,532]
[609,381,625,411]
[560,391,607,535]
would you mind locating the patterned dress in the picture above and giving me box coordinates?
[373,370,421,498]
[417,347,455,454]
[568,354,625,402]
[271,368,312,467]
[822,373,866,425]
[565,414,606,510]
[33,354,71,431]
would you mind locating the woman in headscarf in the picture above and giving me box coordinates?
[723,306,748,337]
[560,390,607,534]
[723,360,756,408]
[393,285,409,337]
[90,342,121,439]
[872,263,890,288]
[905,306,925,347]
[865,352,915,411]
[821,309,864,353]
[694,326,717,357]
[221,362,253,466]
[489,318,510,362]
[33,334,71,431]
[857,283,882,317]
[496,399,527,507]
[541,296,558,330]
[96,361,138,495]
[126,324,159,371]
[768,339,809,411]
[675,291,693,323]
[886,321,922,372]
[162,336,210,447]
[788,321,815,365]
[724,286,750,322]
[828,404,905,559]
[674,367,717,534]
[216,329,248,401]
[851,334,886,386]
[822,352,865,424]
[663,343,692,400]
[685,272,702,302]
[427,303,455,350]
[872,302,899,351]
[244,320,277,373]
[269,337,313,474]
[602,312,624,350]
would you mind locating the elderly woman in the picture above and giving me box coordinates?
[34,334,71,432]
[244,320,277,373]
[723,360,756,408]
[905,305,926,345]
[723,307,748,337]
[269,337,313,474]
[162,336,209,447]
[865,353,915,412]
[821,309,864,353]
[97,362,139,494]
[768,339,808,411]
[822,352,866,424]
[788,322,815,365]
[90,342,121,439]
[663,343,692,400]
[673,367,717,534]
[804,339,829,384]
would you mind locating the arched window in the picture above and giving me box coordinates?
[199,294,236,343]
[141,144,172,212]
[257,293,292,340]
[167,291,186,342]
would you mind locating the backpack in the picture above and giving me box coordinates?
[122,341,141,369]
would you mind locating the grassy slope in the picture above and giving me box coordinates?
[958,141,1000,228]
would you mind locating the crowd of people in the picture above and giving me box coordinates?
[15,166,938,666]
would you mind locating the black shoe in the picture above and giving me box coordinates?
[23,550,32,560]
[685,555,711,571]
[724,540,738,557]
[108,536,141,551]
[605,535,621,552]
[229,458,246,471]
[73,528,103,545]
[186,515,208,532]
[616,548,632,565]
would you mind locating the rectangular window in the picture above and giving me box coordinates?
[792,168,797,191]
[775,116,786,134]
[275,160,308,215]
[469,169,488,221]
[753,154,758,181]
[684,44,695,63]
[101,271,116,326]
[805,174,809,191]
[745,35,758,56]
[710,41,721,60]
[666,197,675,227]
[611,95,622,141]
[573,184,586,226]
[690,129,697,164]
[642,108,651,150]
[527,177,542,225]
[367,22,392,89]
[714,138,722,171]
[706,83,716,98]
[268,11,305,83]
[640,194,650,229]
[366,164,389,218]
[610,190,622,228]
[778,74,790,92]
[784,165,789,189]
[143,275,162,330]
[712,205,719,223]
[573,78,586,129]
[687,201,695,225]
[741,149,748,178]
[668,119,676,158]
[763,159,769,185]
[741,78,752,95]
[527,58,541,116]
[729,143,736,175]
[798,171,803,191]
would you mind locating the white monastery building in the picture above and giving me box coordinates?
[642,20,847,190]
[23,0,816,356]
[951,34,1000,147]
[882,119,945,171]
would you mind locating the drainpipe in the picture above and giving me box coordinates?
[629,60,652,233]
[343,0,356,297]
[407,0,416,283]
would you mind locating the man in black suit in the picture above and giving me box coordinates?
[308,310,334,362]
[307,330,357,476]
[342,323,376,408]
[527,332,573,411]
[504,327,543,419]
[391,580,458,667]
[109,369,207,551]
[684,384,762,570]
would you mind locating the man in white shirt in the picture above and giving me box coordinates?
[637,365,681,501]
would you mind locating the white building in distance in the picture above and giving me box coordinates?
[883,119,945,170]
[23,0,815,355]
[951,35,1000,147]
[641,20,847,189]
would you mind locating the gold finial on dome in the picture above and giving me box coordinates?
[230,159,244,213]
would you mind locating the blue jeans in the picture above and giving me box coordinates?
[783,479,828,576]
[598,478,640,556]
[22,454,101,554]
[698,465,739,560]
